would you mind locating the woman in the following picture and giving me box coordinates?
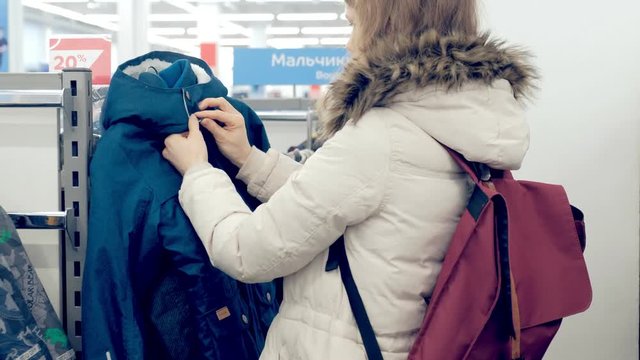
[163,0,535,358]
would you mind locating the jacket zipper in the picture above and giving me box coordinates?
[181,88,190,119]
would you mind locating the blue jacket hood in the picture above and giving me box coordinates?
[102,51,228,137]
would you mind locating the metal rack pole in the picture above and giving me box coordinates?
[60,69,92,354]
[306,109,314,150]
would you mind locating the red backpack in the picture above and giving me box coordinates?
[326,148,592,360]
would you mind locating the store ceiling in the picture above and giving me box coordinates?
[26,0,351,49]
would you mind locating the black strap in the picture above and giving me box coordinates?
[326,236,384,360]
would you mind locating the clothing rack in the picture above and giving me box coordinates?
[8,210,77,243]
[0,69,92,354]
[0,78,312,355]
[247,98,317,150]
[255,110,316,150]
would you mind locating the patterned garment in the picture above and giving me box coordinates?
[285,148,315,164]
[0,207,75,360]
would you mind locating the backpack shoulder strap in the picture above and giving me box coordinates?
[326,236,384,360]
[443,147,484,183]
[443,147,515,182]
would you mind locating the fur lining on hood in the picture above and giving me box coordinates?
[318,30,538,139]
[122,58,212,84]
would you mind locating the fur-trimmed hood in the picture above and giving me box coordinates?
[318,31,536,169]
[318,30,537,139]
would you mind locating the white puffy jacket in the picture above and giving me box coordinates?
[179,77,530,359]
[179,31,536,360]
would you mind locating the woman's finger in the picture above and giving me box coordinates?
[194,110,241,127]
[198,98,218,110]
[187,115,201,139]
[164,134,180,148]
[200,118,225,138]
[198,97,240,114]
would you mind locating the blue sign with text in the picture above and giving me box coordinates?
[233,48,349,85]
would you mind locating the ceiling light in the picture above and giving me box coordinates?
[153,13,274,22]
[301,27,352,35]
[277,13,339,21]
[159,0,252,37]
[224,13,275,22]
[187,25,252,37]
[86,0,100,10]
[150,14,197,22]
[22,0,119,31]
[266,27,300,35]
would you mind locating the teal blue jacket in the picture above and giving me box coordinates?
[82,52,277,360]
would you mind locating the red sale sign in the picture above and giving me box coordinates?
[200,42,218,75]
[49,35,112,85]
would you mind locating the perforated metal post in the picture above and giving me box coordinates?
[60,69,92,355]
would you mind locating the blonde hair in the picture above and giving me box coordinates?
[346,0,477,52]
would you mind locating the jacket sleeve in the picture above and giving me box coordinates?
[160,198,213,277]
[231,98,301,203]
[83,184,152,360]
[236,147,302,203]
[179,118,390,283]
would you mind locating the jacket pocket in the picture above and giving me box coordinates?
[197,279,259,359]
[200,302,244,337]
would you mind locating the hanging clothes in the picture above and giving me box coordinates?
[0,207,76,360]
[82,51,277,360]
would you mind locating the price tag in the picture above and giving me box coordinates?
[49,36,112,85]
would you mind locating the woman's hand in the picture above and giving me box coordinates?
[195,97,252,168]
[162,115,208,176]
